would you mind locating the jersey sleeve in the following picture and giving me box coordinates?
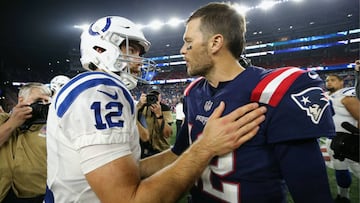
[171,117,190,155]
[274,139,333,202]
[55,76,136,151]
[171,96,190,155]
[341,87,356,97]
[252,69,336,143]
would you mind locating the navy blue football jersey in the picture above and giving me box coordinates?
[172,66,335,203]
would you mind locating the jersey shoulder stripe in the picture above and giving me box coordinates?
[251,67,304,107]
[184,77,205,96]
[341,87,356,97]
[54,72,134,118]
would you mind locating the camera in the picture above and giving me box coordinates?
[30,102,50,121]
[146,93,158,106]
[20,102,50,130]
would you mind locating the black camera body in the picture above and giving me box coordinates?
[330,122,360,162]
[146,94,158,106]
[20,102,50,130]
[30,102,50,121]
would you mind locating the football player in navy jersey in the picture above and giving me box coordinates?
[143,2,336,203]
[44,15,266,203]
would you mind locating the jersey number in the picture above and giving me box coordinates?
[199,152,239,202]
[91,101,124,129]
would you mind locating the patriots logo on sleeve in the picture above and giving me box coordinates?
[291,87,330,124]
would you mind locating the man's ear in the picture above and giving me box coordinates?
[18,96,24,103]
[209,34,223,53]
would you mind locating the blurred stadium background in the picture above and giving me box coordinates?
[0,0,358,201]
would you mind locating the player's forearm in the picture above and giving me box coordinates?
[136,138,213,203]
[140,149,178,178]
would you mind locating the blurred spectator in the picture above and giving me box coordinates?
[137,89,173,157]
[0,82,51,203]
[355,59,359,99]
[49,75,70,97]
[175,96,185,137]
[134,99,150,158]
[323,74,360,203]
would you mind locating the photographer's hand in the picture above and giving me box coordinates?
[0,102,32,146]
[136,93,147,110]
[150,103,162,118]
[8,102,33,128]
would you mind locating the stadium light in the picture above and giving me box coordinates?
[149,19,165,30]
[166,18,184,28]
[73,24,89,31]
[258,0,278,10]
[233,3,251,15]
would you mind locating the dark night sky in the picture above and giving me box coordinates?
[0,0,234,69]
[0,0,358,73]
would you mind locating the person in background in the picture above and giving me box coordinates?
[137,89,173,157]
[0,82,51,203]
[175,96,185,137]
[324,73,360,203]
[354,60,360,100]
[141,2,336,202]
[0,105,5,113]
[134,98,150,157]
[44,15,266,203]
[49,75,70,97]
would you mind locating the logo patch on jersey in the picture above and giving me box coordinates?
[308,71,319,79]
[97,90,118,100]
[204,100,213,112]
[291,87,330,124]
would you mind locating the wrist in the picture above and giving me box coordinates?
[189,138,213,162]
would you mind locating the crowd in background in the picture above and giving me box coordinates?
[0,68,357,113]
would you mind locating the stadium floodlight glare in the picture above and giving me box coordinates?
[136,23,146,30]
[74,24,89,31]
[233,3,251,15]
[166,17,184,27]
[149,19,164,30]
[258,0,278,10]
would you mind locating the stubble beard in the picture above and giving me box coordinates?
[187,46,213,77]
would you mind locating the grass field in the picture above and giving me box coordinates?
[169,122,360,203]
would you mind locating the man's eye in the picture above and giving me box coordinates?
[128,48,135,54]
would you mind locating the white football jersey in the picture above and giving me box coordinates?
[46,71,140,202]
[328,87,358,132]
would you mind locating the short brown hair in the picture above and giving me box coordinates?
[187,2,246,59]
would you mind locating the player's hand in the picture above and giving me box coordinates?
[198,101,266,157]
[8,102,33,128]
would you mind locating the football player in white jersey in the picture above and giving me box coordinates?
[49,75,70,96]
[324,74,360,203]
[44,16,266,203]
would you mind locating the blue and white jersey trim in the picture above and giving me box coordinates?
[54,72,134,118]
